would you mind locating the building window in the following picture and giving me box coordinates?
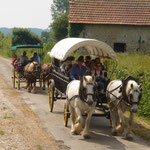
[114,43,126,52]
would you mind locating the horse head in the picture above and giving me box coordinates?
[123,76,142,113]
[42,63,53,74]
[79,75,96,105]
[25,61,40,75]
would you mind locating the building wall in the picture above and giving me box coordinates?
[80,24,150,53]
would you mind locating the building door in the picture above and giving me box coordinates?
[114,43,126,52]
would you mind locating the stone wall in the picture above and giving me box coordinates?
[80,24,150,53]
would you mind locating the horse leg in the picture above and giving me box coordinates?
[73,106,83,135]
[82,108,94,138]
[126,111,134,140]
[110,103,118,136]
[32,79,36,93]
[116,106,125,134]
[69,105,76,134]
[43,76,46,90]
[27,80,31,93]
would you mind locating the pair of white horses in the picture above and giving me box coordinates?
[66,75,142,139]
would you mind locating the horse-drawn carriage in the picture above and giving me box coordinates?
[47,38,115,121]
[11,45,43,91]
[47,38,142,139]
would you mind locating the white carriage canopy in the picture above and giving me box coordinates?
[48,38,117,61]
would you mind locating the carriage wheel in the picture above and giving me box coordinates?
[64,101,70,127]
[49,81,54,112]
[17,72,20,90]
[12,69,15,88]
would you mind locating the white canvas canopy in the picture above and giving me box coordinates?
[48,38,117,61]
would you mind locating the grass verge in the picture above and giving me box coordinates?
[125,113,150,143]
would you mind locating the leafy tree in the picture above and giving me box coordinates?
[50,13,68,41]
[12,28,42,46]
[51,0,69,20]
[41,31,50,43]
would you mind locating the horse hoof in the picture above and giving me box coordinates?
[112,131,118,136]
[71,131,79,135]
[116,125,124,134]
[83,134,91,139]
[126,135,133,141]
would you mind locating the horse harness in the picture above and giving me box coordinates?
[108,79,142,110]
[67,83,96,104]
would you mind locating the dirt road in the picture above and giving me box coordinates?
[0,56,150,150]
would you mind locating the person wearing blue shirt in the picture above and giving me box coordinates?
[31,52,41,64]
[71,56,87,80]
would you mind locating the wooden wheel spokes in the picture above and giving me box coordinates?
[17,72,20,90]
[12,69,15,88]
[64,102,69,127]
[49,82,54,112]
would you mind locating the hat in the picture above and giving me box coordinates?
[65,56,75,61]
[85,56,91,60]
[77,56,84,62]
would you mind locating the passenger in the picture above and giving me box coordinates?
[95,57,104,70]
[11,54,20,71]
[30,52,41,64]
[18,51,28,73]
[18,51,28,66]
[84,62,95,77]
[95,63,105,93]
[11,54,19,66]
[60,56,75,76]
[85,56,91,68]
[70,56,87,80]
[53,58,61,72]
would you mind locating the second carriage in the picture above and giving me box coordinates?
[47,38,117,126]
[11,45,43,90]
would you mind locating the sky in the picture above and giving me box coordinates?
[0,0,53,29]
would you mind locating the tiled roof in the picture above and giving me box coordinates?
[69,0,150,25]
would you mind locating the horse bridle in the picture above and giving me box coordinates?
[127,90,142,105]
[81,83,96,103]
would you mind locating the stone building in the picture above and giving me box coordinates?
[69,0,150,53]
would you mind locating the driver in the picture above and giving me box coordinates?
[70,56,87,80]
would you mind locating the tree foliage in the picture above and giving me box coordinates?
[12,28,42,46]
[51,0,69,20]
[41,31,50,43]
[50,13,68,41]
[68,23,84,37]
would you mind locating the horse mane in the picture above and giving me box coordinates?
[25,61,39,72]
[122,76,139,101]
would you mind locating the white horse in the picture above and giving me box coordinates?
[66,75,96,138]
[106,76,142,140]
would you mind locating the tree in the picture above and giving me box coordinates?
[41,31,50,43]
[12,28,42,46]
[51,0,69,20]
[50,13,68,41]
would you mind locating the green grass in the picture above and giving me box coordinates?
[3,114,12,119]
[36,145,43,150]
[0,129,5,135]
